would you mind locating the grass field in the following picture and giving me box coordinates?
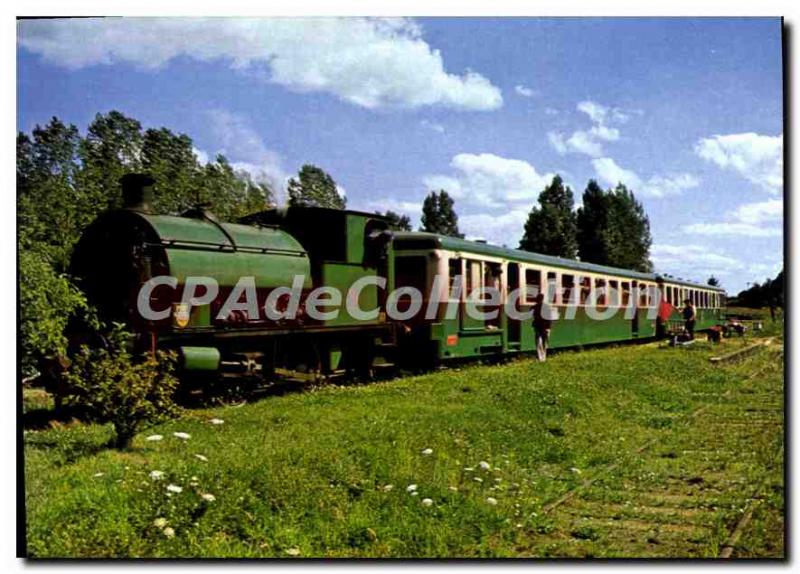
[22,318,784,558]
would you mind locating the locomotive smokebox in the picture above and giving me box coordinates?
[121,172,155,212]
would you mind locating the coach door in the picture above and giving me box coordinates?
[506,262,521,348]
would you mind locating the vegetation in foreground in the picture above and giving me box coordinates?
[23,323,783,558]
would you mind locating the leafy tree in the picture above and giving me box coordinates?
[79,111,144,211]
[62,326,180,449]
[18,245,91,375]
[577,181,652,272]
[707,276,721,287]
[735,268,784,310]
[420,190,463,237]
[200,155,274,219]
[604,184,653,272]
[287,164,345,209]
[141,127,202,215]
[519,175,578,258]
[16,110,277,372]
[576,180,608,265]
[17,118,86,267]
[379,210,412,231]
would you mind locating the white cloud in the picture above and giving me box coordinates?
[460,208,530,246]
[682,198,783,238]
[548,100,626,158]
[423,153,554,208]
[727,198,783,225]
[592,157,699,198]
[591,157,642,188]
[420,119,445,134]
[192,147,210,165]
[206,110,289,198]
[651,244,743,273]
[514,84,535,98]
[694,132,783,193]
[682,222,782,238]
[18,17,502,112]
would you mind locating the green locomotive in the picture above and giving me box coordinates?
[70,174,725,379]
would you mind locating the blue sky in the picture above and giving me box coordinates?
[17,17,783,293]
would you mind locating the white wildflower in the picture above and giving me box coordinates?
[166,484,183,493]
[209,418,225,425]
[421,448,433,455]
[145,435,163,442]
[421,498,433,507]
[153,517,168,528]
[494,477,502,483]
[474,477,483,483]
[479,461,491,471]
[448,486,458,492]
[194,454,208,462]
[173,432,191,440]
[410,491,419,497]
[92,472,104,478]
[149,470,165,481]
[163,527,175,538]
[464,467,474,472]
[486,497,498,506]
[570,467,582,475]
[201,493,216,502]
[285,548,300,556]
[406,484,418,493]
[382,484,394,492]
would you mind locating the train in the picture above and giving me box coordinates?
[69,174,726,381]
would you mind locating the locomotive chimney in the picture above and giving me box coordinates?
[121,173,155,212]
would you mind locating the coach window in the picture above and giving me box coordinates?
[484,262,501,298]
[621,281,631,306]
[466,260,482,299]
[639,283,648,306]
[608,279,620,306]
[562,274,575,304]
[448,258,462,292]
[595,278,607,306]
[547,271,558,303]
[580,276,592,305]
[524,268,541,303]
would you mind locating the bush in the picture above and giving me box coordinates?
[62,325,180,449]
[19,246,91,375]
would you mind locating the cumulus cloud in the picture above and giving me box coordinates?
[18,17,502,111]
[548,100,625,158]
[514,84,535,97]
[591,157,699,198]
[727,198,783,225]
[651,244,743,275]
[695,132,783,193]
[459,208,530,245]
[423,153,554,209]
[420,119,445,134]
[682,198,783,238]
[652,244,781,290]
[205,110,290,198]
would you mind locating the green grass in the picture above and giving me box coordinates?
[23,330,783,558]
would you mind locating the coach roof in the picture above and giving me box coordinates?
[392,232,725,292]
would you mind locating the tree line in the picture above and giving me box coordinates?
[414,175,653,272]
[18,110,653,374]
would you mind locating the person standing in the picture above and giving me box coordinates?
[533,292,553,362]
[682,298,697,340]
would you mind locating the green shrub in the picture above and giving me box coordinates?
[19,246,90,375]
[62,326,180,449]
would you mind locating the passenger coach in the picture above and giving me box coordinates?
[391,233,726,363]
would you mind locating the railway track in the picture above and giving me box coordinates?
[529,341,784,558]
